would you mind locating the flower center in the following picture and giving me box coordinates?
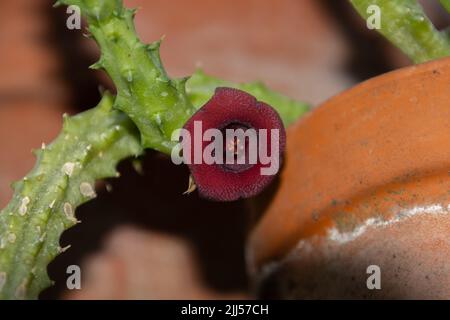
[220,122,254,173]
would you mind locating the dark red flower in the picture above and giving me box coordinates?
[181,87,286,201]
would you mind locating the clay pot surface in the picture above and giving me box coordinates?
[248,57,450,298]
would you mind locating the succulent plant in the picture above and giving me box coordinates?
[0,93,143,299]
[351,0,450,63]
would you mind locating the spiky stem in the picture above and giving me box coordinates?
[350,0,450,63]
[0,93,143,299]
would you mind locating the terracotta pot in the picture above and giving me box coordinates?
[247,57,450,299]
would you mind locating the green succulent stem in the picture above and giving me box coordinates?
[56,0,195,154]
[0,93,143,299]
[350,0,450,63]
